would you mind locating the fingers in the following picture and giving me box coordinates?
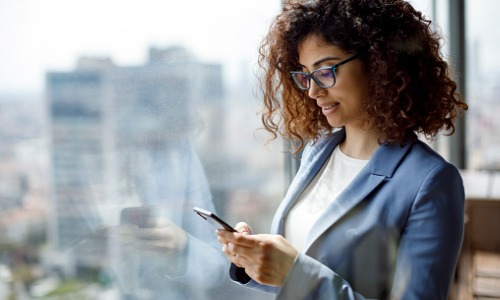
[235,222,252,235]
[217,230,299,287]
[222,240,251,268]
[220,235,263,267]
[115,221,188,255]
[220,232,263,248]
[134,227,167,240]
[216,221,250,244]
[216,222,258,269]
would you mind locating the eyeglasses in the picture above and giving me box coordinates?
[290,55,359,90]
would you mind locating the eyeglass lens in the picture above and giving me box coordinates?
[313,69,335,88]
[290,55,358,90]
[292,68,335,90]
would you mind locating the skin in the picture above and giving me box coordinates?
[217,34,383,287]
[217,222,297,287]
[122,218,188,257]
[298,35,381,159]
[114,218,188,275]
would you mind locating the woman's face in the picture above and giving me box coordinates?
[297,34,370,130]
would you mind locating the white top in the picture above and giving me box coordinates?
[284,145,369,252]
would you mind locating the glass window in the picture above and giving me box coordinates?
[466,0,500,171]
[5,0,499,298]
[0,1,282,299]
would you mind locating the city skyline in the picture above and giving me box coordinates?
[0,44,283,299]
[1,0,500,171]
[1,1,500,297]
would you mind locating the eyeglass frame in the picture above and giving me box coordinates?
[289,55,359,90]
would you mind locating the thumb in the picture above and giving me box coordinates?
[235,222,253,235]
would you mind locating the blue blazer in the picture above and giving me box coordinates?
[231,129,464,299]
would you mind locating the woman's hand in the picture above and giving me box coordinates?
[94,217,188,276]
[217,222,298,287]
[99,218,187,259]
[124,218,188,257]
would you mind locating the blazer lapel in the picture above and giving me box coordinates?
[303,139,416,252]
[271,130,345,234]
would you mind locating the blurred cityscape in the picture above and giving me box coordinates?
[2,0,500,299]
[467,72,500,171]
[1,36,500,300]
[0,46,284,299]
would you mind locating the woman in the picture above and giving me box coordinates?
[217,0,468,299]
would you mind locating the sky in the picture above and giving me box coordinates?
[0,0,281,94]
[1,0,499,94]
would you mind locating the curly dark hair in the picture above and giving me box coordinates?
[258,0,468,152]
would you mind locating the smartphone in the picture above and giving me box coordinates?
[120,206,155,228]
[193,207,237,232]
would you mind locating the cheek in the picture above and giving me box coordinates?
[356,72,371,100]
[333,84,368,109]
[347,77,370,108]
[345,63,370,97]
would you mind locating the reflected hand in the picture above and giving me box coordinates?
[121,218,188,257]
[217,223,298,287]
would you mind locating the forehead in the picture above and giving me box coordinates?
[297,34,347,67]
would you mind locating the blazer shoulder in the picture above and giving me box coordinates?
[400,140,462,184]
[371,138,460,179]
[409,140,458,169]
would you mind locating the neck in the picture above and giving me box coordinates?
[340,126,382,160]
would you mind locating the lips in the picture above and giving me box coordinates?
[321,102,339,112]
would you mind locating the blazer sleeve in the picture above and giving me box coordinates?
[390,162,464,299]
[275,162,464,300]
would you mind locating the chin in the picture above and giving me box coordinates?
[326,119,344,128]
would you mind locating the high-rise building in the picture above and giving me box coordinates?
[45,46,224,274]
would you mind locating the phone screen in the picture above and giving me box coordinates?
[120,206,154,228]
[193,207,237,232]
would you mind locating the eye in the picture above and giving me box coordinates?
[316,69,333,79]
[296,74,309,84]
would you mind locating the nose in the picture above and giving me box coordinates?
[307,80,325,99]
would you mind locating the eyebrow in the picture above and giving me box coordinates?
[299,57,341,69]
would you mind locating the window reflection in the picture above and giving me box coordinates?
[0,0,491,298]
[44,47,224,299]
[0,1,282,298]
[50,44,280,298]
